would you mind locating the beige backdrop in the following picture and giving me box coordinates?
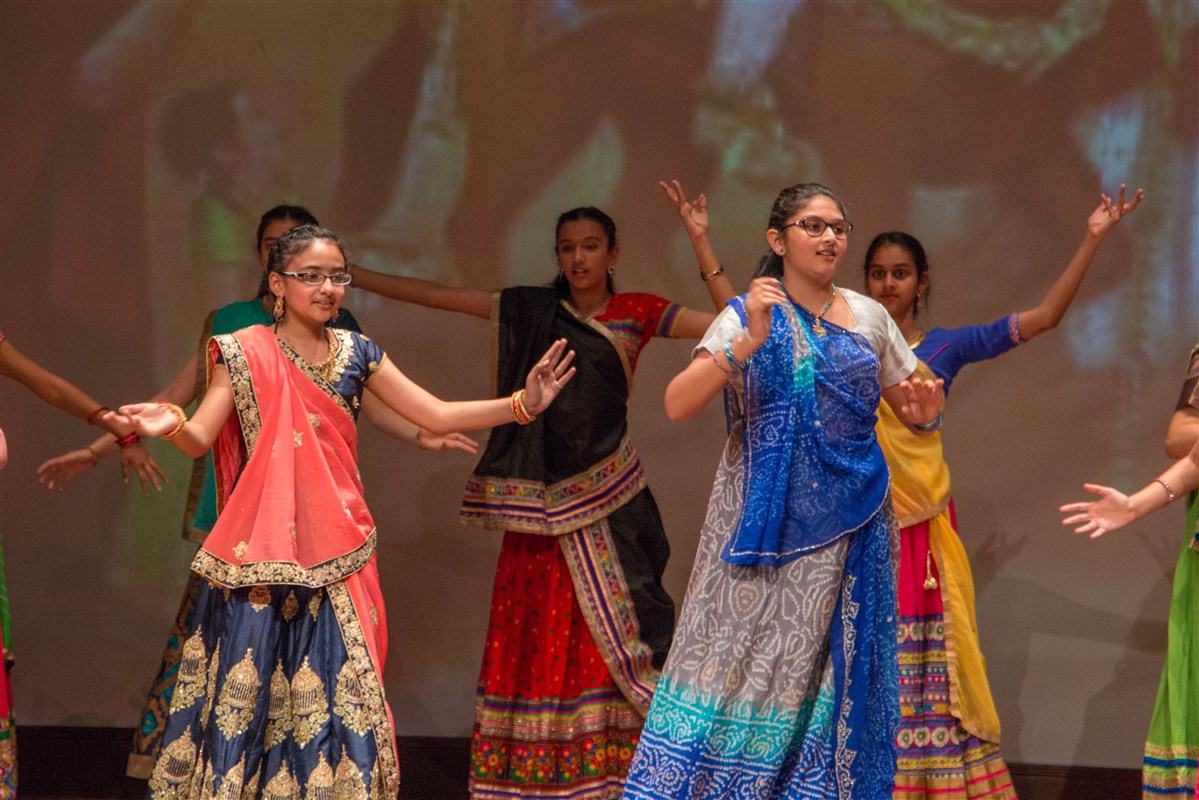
[1,0,1196,772]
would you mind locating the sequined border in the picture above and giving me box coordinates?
[559,521,658,716]
[212,334,263,457]
[461,438,646,535]
[326,581,399,799]
[192,531,377,589]
[274,329,355,420]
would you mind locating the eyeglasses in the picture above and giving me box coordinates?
[781,216,853,238]
[278,270,352,286]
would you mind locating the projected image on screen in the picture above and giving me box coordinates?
[0,0,1195,775]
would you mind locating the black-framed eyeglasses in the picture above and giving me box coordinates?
[278,270,353,286]
[781,216,853,238]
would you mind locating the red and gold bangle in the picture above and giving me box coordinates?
[86,405,110,426]
[510,389,536,425]
[115,432,141,448]
[155,402,188,440]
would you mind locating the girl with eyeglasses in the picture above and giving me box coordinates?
[110,224,575,800]
[350,204,733,800]
[862,185,1140,799]
[38,204,478,780]
[624,182,943,798]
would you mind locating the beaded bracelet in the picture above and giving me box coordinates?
[700,266,725,283]
[86,405,110,426]
[115,432,141,448]
[723,342,749,372]
[511,389,536,425]
[1154,478,1176,504]
[155,402,188,440]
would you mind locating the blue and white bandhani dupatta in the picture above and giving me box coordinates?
[624,296,900,799]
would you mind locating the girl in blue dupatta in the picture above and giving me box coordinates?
[623,184,943,800]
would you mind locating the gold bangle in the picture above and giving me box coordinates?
[85,444,101,466]
[511,389,536,425]
[700,266,725,282]
[156,401,188,440]
[415,428,428,450]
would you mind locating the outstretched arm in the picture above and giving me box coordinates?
[660,179,738,339]
[360,391,478,454]
[0,337,135,442]
[1060,438,1199,538]
[37,351,196,493]
[350,266,493,320]
[365,340,576,434]
[108,365,235,459]
[1016,185,1143,341]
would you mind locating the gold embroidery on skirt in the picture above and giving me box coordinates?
[291,655,330,746]
[241,764,261,800]
[334,745,369,800]
[308,413,321,428]
[191,756,214,800]
[171,627,209,714]
[265,661,294,749]
[232,542,248,562]
[307,751,335,799]
[333,661,370,735]
[214,753,246,800]
[249,585,272,611]
[282,590,300,621]
[202,640,221,726]
[309,591,323,621]
[148,725,197,800]
[293,430,304,447]
[216,647,260,740]
[261,764,299,800]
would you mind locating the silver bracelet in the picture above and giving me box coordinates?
[912,411,943,433]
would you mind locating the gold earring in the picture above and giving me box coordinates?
[273,295,285,321]
[607,266,615,276]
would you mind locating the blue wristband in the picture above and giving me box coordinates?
[912,411,942,433]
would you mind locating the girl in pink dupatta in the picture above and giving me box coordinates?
[112,225,576,800]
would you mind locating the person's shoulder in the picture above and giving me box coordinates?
[839,288,890,323]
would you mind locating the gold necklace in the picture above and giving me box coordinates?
[277,325,339,383]
[811,284,837,336]
[908,330,927,350]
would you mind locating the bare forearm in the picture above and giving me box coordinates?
[352,266,491,319]
[1017,231,1103,340]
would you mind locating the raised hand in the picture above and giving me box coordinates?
[1060,483,1135,538]
[896,377,945,427]
[742,278,787,347]
[659,179,709,241]
[521,339,577,415]
[1087,184,1143,238]
[120,441,168,494]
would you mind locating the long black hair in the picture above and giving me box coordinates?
[549,206,618,299]
[862,231,931,316]
[752,183,847,279]
[255,205,320,297]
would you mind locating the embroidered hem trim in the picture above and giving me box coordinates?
[560,522,659,716]
[460,438,646,535]
[326,581,399,799]
[192,531,377,589]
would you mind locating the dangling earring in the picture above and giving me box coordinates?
[273,294,285,321]
[607,266,615,276]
